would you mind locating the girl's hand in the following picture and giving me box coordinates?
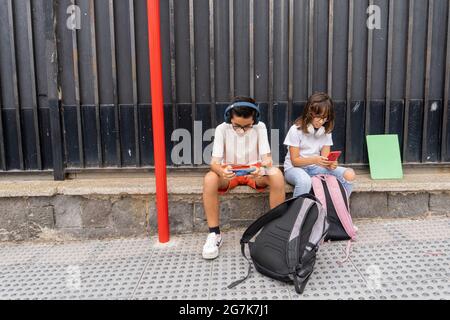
[314,156,332,168]
[329,161,338,170]
[222,165,236,180]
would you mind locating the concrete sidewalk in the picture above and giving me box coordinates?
[0,216,449,300]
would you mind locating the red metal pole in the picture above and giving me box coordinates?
[147,0,170,243]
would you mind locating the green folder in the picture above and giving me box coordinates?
[366,134,403,180]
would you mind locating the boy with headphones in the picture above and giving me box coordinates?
[202,96,285,260]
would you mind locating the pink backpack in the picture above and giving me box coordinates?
[311,175,358,263]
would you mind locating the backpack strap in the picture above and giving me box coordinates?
[337,240,353,265]
[298,193,322,204]
[286,198,315,269]
[324,175,357,239]
[311,175,327,212]
[293,273,311,294]
[290,198,328,294]
[293,248,317,294]
[323,176,357,264]
[227,242,253,289]
[285,195,324,270]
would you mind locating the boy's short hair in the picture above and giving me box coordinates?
[230,96,257,119]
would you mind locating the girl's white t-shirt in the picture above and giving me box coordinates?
[283,124,333,171]
[212,122,271,165]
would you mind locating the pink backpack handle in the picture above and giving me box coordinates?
[324,175,357,239]
[311,175,327,213]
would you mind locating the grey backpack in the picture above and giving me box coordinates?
[228,194,329,294]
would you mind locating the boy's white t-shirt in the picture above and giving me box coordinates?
[212,122,271,165]
[283,124,333,171]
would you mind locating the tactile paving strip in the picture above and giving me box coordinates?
[0,243,54,266]
[71,256,149,299]
[306,243,367,287]
[373,278,450,300]
[210,253,290,294]
[152,230,245,253]
[32,242,101,265]
[351,221,398,244]
[0,217,448,300]
[291,283,378,300]
[352,217,448,245]
[151,233,211,252]
[385,218,450,242]
[349,240,449,284]
[0,264,69,300]
[133,250,212,299]
[287,242,376,300]
[209,289,291,300]
[134,291,209,300]
[0,254,149,300]
[91,238,153,262]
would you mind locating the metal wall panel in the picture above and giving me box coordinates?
[1,0,450,177]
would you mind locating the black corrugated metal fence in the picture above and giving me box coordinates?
[0,0,449,180]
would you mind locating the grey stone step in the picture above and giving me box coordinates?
[0,168,449,242]
[2,167,450,197]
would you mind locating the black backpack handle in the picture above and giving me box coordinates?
[297,193,321,205]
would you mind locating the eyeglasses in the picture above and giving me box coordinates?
[232,123,253,133]
[311,114,328,123]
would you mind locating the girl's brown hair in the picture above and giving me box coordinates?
[294,92,335,134]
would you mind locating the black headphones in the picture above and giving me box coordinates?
[224,102,261,125]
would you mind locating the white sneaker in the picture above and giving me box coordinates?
[202,232,223,260]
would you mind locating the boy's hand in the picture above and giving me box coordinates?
[249,165,261,178]
[222,165,236,180]
[314,156,332,168]
[261,159,273,168]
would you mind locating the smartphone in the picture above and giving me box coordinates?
[231,167,256,176]
[229,165,255,176]
[327,151,342,162]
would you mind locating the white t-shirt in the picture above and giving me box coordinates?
[283,124,333,171]
[212,122,271,165]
